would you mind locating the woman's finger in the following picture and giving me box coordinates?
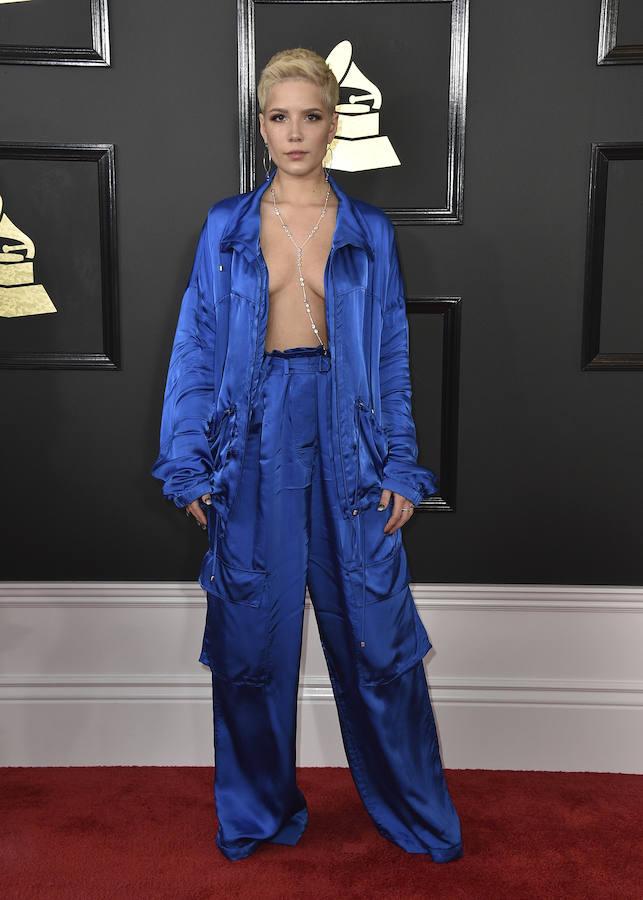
[382,493,414,534]
[186,499,208,529]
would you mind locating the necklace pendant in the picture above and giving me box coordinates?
[270,180,332,355]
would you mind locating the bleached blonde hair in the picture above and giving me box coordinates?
[257,47,339,117]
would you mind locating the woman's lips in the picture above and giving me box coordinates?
[286,151,307,158]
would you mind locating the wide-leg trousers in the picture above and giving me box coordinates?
[199,344,463,863]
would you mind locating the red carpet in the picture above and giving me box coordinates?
[1,767,641,899]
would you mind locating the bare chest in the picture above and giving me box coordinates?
[259,198,338,306]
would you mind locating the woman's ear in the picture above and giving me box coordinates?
[328,111,339,143]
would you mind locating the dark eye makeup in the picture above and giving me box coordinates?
[270,113,322,122]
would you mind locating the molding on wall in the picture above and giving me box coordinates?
[1,672,642,708]
[2,581,643,611]
[2,581,641,769]
[2,580,642,707]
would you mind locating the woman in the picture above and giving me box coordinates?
[152,47,463,864]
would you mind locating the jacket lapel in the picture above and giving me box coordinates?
[219,167,375,261]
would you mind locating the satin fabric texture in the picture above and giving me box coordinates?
[150,166,439,531]
[198,345,463,863]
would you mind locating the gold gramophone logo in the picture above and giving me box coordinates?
[324,40,401,173]
[0,195,57,318]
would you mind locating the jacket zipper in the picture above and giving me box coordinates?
[226,255,263,519]
[354,399,362,509]
[355,398,368,647]
[330,248,351,515]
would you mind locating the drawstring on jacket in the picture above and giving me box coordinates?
[352,398,367,650]
[207,404,236,588]
[209,504,220,587]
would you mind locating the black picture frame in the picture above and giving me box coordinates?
[0,141,120,370]
[597,0,643,65]
[407,297,462,513]
[581,141,643,371]
[0,0,110,66]
[237,0,470,223]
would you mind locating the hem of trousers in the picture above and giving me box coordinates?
[430,841,464,863]
[215,804,309,862]
[393,839,464,863]
[324,655,462,865]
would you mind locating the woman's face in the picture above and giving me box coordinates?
[259,78,338,176]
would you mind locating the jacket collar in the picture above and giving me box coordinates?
[219,165,375,261]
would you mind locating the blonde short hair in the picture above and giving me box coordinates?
[257,47,339,117]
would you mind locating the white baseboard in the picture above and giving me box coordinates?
[1,582,642,770]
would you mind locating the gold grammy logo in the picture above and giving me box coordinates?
[0,195,56,318]
[324,40,400,173]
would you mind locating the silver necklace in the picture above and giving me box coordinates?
[269,179,331,353]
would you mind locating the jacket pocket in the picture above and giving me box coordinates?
[200,556,271,686]
[355,398,389,485]
[207,404,237,471]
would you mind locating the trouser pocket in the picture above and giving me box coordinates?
[350,545,432,687]
[201,556,271,686]
[357,583,432,687]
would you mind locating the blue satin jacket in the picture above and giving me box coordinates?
[151,166,438,521]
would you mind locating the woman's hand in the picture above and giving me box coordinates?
[185,493,211,529]
[378,489,415,534]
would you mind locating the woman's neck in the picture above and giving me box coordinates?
[270,168,332,207]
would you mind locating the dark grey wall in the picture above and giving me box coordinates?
[2,1,642,585]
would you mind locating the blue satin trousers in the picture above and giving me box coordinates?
[198,345,463,863]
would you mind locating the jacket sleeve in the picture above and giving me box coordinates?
[150,214,217,508]
[379,222,439,506]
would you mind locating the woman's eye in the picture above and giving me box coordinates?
[270,114,321,122]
